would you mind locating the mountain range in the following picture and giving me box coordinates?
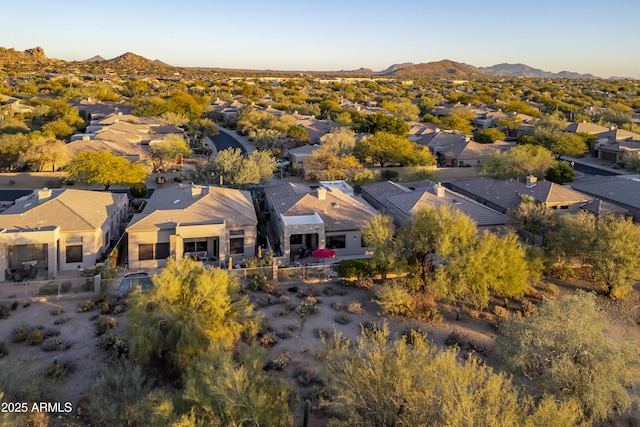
[0,46,622,79]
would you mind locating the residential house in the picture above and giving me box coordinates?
[579,198,629,220]
[360,180,509,230]
[126,184,257,269]
[570,176,640,221]
[565,121,609,135]
[418,131,513,167]
[474,110,511,130]
[449,176,592,214]
[0,188,128,281]
[285,144,320,167]
[264,182,376,261]
[592,128,640,163]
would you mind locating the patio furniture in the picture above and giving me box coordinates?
[5,268,18,282]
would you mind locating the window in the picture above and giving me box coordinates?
[138,244,154,261]
[66,245,83,263]
[290,234,303,245]
[184,240,207,254]
[326,235,346,249]
[155,243,170,259]
[230,238,244,254]
[139,243,170,261]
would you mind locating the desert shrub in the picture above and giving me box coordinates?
[337,259,376,279]
[0,341,7,358]
[361,320,382,335]
[96,334,129,357]
[42,328,60,339]
[27,329,44,346]
[380,169,399,180]
[347,302,365,314]
[100,299,111,314]
[247,273,271,292]
[374,281,413,317]
[323,286,334,296]
[0,304,9,319]
[270,351,291,371]
[259,333,277,348]
[88,359,148,427]
[493,305,511,326]
[537,281,560,296]
[445,329,470,349]
[79,299,95,312]
[334,314,351,325]
[0,360,54,403]
[279,295,290,304]
[409,291,441,322]
[96,316,117,336]
[50,306,64,316]
[43,359,74,381]
[41,337,71,352]
[294,367,323,387]
[331,301,343,311]
[401,327,429,345]
[13,323,31,342]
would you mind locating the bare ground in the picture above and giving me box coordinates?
[1,275,639,426]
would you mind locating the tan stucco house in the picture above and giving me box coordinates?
[264,182,376,261]
[125,184,257,269]
[0,188,128,281]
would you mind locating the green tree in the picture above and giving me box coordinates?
[381,98,420,121]
[149,134,192,173]
[439,108,475,134]
[362,214,398,279]
[498,291,640,423]
[536,133,587,157]
[473,128,506,143]
[545,161,575,184]
[323,324,543,427]
[286,125,309,145]
[65,150,148,190]
[352,112,409,136]
[19,135,67,172]
[481,144,557,180]
[208,148,275,188]
[182,345,295,426]
[128,258,260,374]
[589,216,640,299]
[397,205,477,289]
[42,118,74,139]
[354,132,434,167]
[439,231,533,310]
[303,145,362,181]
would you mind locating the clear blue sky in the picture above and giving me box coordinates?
[3,0,639,78]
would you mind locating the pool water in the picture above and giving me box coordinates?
[118,273,154,292]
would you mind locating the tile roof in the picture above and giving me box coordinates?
[571,176,640,209]
[264,182,376,232]
[127,184,257,231]
[565,122,609,134]
[362,180,508,226]
[580,198,628,216]
[450,177,591,210]
[0,189,126,232]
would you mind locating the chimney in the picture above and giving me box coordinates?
[317,187,327,200]
[526,175,537,186]
[191,186,204,197]
[37,188,52,200]
[434,182,445,197]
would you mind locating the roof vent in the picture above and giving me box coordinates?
[37,188,52,200]
[173,199,181,204]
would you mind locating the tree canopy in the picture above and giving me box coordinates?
[323,324,580,426]
[481,144,557,180]
[149,134,192,173]
[498,291,640,423]
[353,132,435,167]
[194,148,275,188]
[127,258,260,373]
[65,150,148,189]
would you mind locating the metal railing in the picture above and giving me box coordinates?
[0,275,105,302]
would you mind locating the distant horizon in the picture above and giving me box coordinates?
[3,0,639,79]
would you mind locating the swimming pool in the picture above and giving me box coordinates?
[117,272,154,293]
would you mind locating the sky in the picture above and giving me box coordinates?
[2,0,640,78]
